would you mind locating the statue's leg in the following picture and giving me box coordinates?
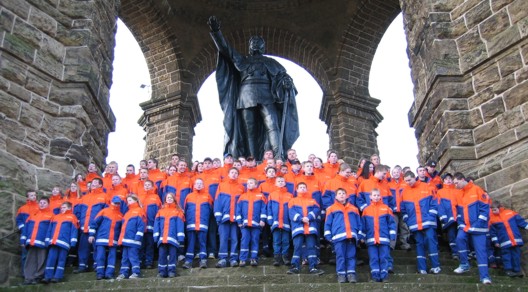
[241,108,258,157]
[260,104,280,158]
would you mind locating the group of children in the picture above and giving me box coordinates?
[15,150,528,286]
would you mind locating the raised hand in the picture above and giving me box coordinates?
[208,16,221,32]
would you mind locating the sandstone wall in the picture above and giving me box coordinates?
[0,0,119,285]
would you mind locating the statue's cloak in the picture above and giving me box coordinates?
[215,53,299,159]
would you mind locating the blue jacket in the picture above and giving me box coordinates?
[118,203,146,248]
[184,190,213,232]
[490,207,528,248]
[267,188,293,232]
[400,181,438,232]
[235,189,267,228]
[324,201,362,243]
[153,203,185,247]
[288,192,320,238]
[360,201,396,246]
[89,205,123,247]
[45,210,79,250]
[456,182,490,234]
[214,179,244,224]
[21,207,54,248]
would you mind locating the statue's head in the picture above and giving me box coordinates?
[249,36,265,55]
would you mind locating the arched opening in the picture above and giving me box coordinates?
[369,13,419,170]
[106,19,150,169]
[193,57,329,161]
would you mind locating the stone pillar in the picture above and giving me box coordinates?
[321,90,383,166]
[401,0,528,269]
[0,0,119,285]
[139,92,201,168]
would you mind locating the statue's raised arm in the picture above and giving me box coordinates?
[207,16,221,32]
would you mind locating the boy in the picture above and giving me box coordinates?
[267,176,293,266]
[287,182,323,275]
[401,171,441,274]
[236,178,267,266]
[21,197,54,285]
[490,201,528,277]
[437,173,461,259]
[141,180,162,269]
[44,202,79,283]
[89,196,123,280]
[361,188,396,282]
[183,178,213,269]
[16,190,39,276]
[214,167,244,268]
[324,188,362,283]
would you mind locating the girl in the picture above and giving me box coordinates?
[117,195,146,280]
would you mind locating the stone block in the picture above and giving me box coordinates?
[430,0,460,12]
[41,116,85,144]
[465,0,492,29]
[2,33,36,63]
[447,129,474,146]
[7,83,32,103]
[49,138,72,156]
[491,0,514,12]
[486,159,528,192]
[472,64,500,93]
[0,54,28,85]
[19,103,43,128]
[519,15,528,38]
[25,70,52,98]
[493,74,515,94]
[487,25,521,57]
[431,17,466,39]
[44,155,74,175]
[30,94,59,116]
[28,6,58,36]
[509,0,528,23]
[36,168,70,191]
[58,0,94,18]
[498,51,523,78]
[25,128,51,153]
[443,109,483,130]
[5,138,43,166]
[34,43,65,79]
[0,9,15,33]
[502,142,528,168]
[457,27,488,73]
[0,192,15,231]
[0,118,25,141]
[481,97,505,122]
[475,129,517,158]
[0,0,31,19]
[474,120,499,144]
[451,0,482,20]
[511,179,528,213]
[66,144,90,165]
[0,90,21,120]
[478,158,503,178]
[497,106,524,133]
[503,80,528,110]
[478,8,511,41]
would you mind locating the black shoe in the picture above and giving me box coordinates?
[250,259,258,266]
[287,267,300,274]
[310,268,325,275]
[273,255,281,266]
[337,275,347,283]
[388,267,394,274]
[96,275,103,280]
[40,278,50,284]
[506,270,516,277]
[347,274,357,283]
[50,278,58,283]
[262,248,273,257]
[282,255,291,266]
[73,268,87,274]
[328,257,336,265]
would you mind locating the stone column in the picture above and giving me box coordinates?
[139,92,200,168]
[321,90,383,166]
[401,0,528,269]
[0,0,119,285]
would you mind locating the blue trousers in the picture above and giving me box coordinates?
[44,245,68,280]
[367,244,390,281]
[291,234,317,269]
[141,232,155,266]
[456,231,490,280]
[95,245,117,278]
[445,224,458,255]
[334,239,356,276]
[207,215,218,256]
[77,232,94,271]
[501,246,522,272]
[186,230,207,262]
[240,227,261,261]
[272,229,290,255]
[413,228,440,271]
[218,222,239,261]
[158,244,177,276]
[120,246,140,277]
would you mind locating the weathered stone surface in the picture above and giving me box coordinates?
[0,0,31,19]
[476,129,517,158]
[40,116,85,143]
[24,129,51,153]
[44,155,74,175]
[474,121,499,144]
[30,94,59,116]
[497,106,524,133]
[493,74,515,94]
[478,8,511,41]
[472,64,500,93]
[451,0,481,20]
[447,129,474,146]
[25,70,52,98]
[29,6,58,36]
[7,83,32,103]
[5,138,43,166]
[487,25,521,57]
[36,168,70,191]
[465,0,491,29]
[443,109,483,130]
[18,103,43,128]
[0,193,15,231]
[457,27,488,72]
[503,80,528,110]
[431,17,466,39]
[485,159,528,192]
[0,9,15,34]
[66,144,90,165]
[49,138,72,156]
[491,0,514,12]
[0,90,21,120]
[481,97,505,122]
[498,51,523,78]
[519,15,528,38]
[0,118,25,141]
[0,54,28,85]
[509,0,528,24]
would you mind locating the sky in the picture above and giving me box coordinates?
[107,14,419,172]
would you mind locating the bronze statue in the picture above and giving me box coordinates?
[208,16,299,160]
